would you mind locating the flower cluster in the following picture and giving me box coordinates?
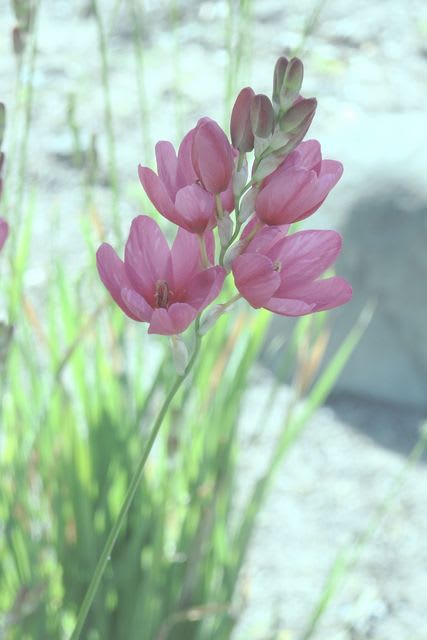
[97,57,351,340]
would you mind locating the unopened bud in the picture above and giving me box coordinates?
[252,154,284,182]
[232,156,248,196]
[274,97,317,156]
[198,304,225,335]
[253,134,272,159]
[217,214,234,247]
[223,240,246,271]
[170,336,189,376]
[230,87,255,152]
[238,188,257,223]
[250,94,274,139]
[272,56,288,106]
[279,57,304,112]
[279,97,317,133]
[12,25,25,56]
[12,0,35,32]
[0,103,5,148]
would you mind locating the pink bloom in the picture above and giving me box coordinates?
[0,217,8,251]
[191,118,234,195]
[232,224,351,316]
[97,215,226,335]
[138,119,234,234]
[255,140,343,226]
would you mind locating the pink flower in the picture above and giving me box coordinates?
[138,119,234,234]
[96,215,226,335]
[255,140,343,226]
[191,118,234,195]
[232,224,351,316]
[0,217,8,251]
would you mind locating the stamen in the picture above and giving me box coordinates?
[273,260,282,272]
[155,280,169,308]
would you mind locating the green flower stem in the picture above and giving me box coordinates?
[219,179,256,266]
[70,323,203,640]
[198,234,210,267]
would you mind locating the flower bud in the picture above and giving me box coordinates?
[0,103,5,148]
[232,155,248,196]
[230,87,255,152]
[0,153,4,200]
[279,97,317,133]
[192,118,234,194]
[280,57,304,111]
[250,94,274,139]
[253,134,272,159]
[198,304,225,335]
[275,97,317,156]
[238,187,257,223]
[12,25,25,56]
[252,154,284,182]
[272,56,288,106]
[0,217,9,251]
[217,214,234,247]
[223,240,247,271]
[170,336,189,376]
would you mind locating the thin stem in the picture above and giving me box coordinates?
[236,151,245,172]
[218,179,256,265]
[129,0,152,160]
[198,234,210,267]
[70,323,203,640]
[222,293,241,310]
[92,0,121,242]
[215,193,224,220]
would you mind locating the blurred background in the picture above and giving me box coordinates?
[0,1,426,639]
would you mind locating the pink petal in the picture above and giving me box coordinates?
[155,141,179,200]
[283,139,322,173]
[272,230,343,295]
[121,288,153,322]
[220,180,235,213]
[174,184,215,233]
[265,297,315,316]
[242,219,289,254]
[177,127,198,187]
[256,169,310,225]
[148,303,198,335]
[138,165,181,226]
[170,227,202,293]
[0,217,9,251]
[288,160,343,222]
[192,119,234,194]
[319,159,343,184]
[185,266,226,310]
[96,243,141,320]
[124,215,172,303]
[232,253,280,308]
[284,276,352,311]
[204,230,216,265]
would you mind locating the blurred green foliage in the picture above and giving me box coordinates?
[0,2,393,639]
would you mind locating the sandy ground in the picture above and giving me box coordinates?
[234,375,427,639]
[1,1,426,638]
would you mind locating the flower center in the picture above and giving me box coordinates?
[155,280,170,308]
[273,260,282,272]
